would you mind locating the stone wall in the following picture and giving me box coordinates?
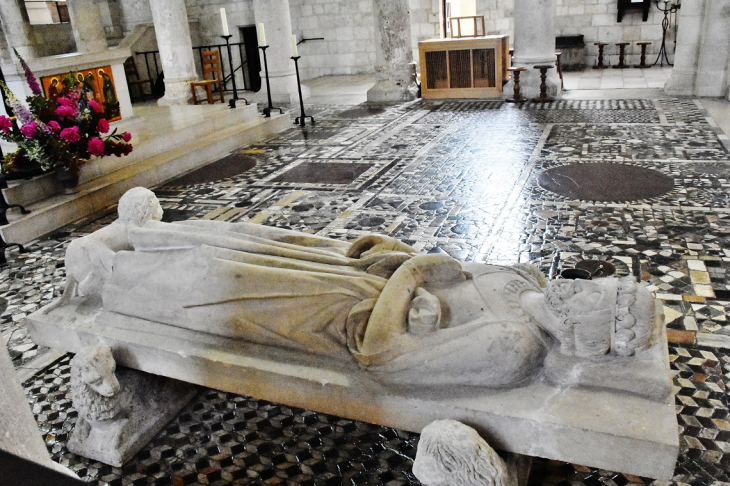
[288,0,377,80]
[409,0,671,69]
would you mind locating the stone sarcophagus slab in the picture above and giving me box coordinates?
[26,188,679,480]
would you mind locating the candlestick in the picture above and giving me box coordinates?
[291,34,298,57]
[259,45,283,117]
[221,34,248,108]
[220,8,229,37]
[257,23,266,47]
[652,0,680,66]
[291,56,314,127]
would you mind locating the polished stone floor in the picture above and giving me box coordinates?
[2,93,730,485]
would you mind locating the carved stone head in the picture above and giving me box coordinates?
[544,276,652,358]
[117,187,163,226]
[70,345,122,422]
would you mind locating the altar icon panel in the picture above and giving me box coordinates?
[41,65,121,121]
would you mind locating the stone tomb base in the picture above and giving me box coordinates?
[27,298,679,480]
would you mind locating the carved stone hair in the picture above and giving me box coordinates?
[544,276,652,358]
[70,346,121,422]
[413,420,509,486]
[117,187,158,226]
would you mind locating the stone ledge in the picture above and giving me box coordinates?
[27,297,679,480]
[1,110,290,245]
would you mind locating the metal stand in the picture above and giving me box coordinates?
[652,0,680,67]
[221,35,248,108]
[258,45,283,117]
[290,56,313,127]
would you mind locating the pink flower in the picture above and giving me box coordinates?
[0,115,12,133]
[87,137,105,157]
[56,97,74,106]
[96,118,109,134]
[55,105,76,120]
[47,120,60,133]
[88,100,102,113]
[60,126,80,143]
[20,121,38,139]
[122,132,132,142]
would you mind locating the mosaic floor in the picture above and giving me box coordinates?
[2,96,730,485]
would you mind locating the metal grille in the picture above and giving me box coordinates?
[472,48,496,88]
[448,49,472,89]
[425,51,448,90]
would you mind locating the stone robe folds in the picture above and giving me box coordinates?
[103,220,391,360]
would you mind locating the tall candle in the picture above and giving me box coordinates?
[257,23,266,46]
[291,34,298,57]
[220,8,229,36]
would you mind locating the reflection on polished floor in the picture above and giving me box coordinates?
[2,79,730,484]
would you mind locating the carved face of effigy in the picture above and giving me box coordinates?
[117,187,164,226]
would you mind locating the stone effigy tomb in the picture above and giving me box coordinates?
[27,187,679,478]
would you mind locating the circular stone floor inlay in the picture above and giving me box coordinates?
[537,163,674,202]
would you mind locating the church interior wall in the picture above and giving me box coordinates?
[289,0,377,80]
[30,23,75,57]
[408,0,671,69]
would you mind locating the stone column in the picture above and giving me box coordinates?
[252,0,300,104]
[504,0,561,100]
[0,0,37,59]
[666,0,730,98]
[67,0,108,53]
[664,0,706,96]
[149,0,197,106]
[368,0,418,102]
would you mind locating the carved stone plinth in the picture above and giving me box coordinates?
[67,345,196,467]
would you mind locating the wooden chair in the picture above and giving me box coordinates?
[190,50,225,105]
[123,57,153,101]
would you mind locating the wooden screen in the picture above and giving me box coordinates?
[448,50,471,89]
[473,48,496,88]
[419,36,507,99]
[425,51,448,90]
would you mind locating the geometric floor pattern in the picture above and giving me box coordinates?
[3,96,730,485]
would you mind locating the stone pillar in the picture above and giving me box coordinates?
[664,0,706,96]
[252,0,300,104]
[504,0,561,100]
[149,0,197,106]
[67,0,108,53]
[367,0,418,102]
[665,0,730,98]
[0,0,37,59]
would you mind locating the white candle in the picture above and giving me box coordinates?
[291,34,298,57]
[257,23,266,46]
[220,8,229,36]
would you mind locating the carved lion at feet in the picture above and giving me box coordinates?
[70,345,126,446]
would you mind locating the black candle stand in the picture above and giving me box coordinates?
[652,0,680,67]
[221,35,248,108]
[259,45,284,117]
[291,56,314,127]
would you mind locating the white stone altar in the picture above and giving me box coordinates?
[26,188,679,480]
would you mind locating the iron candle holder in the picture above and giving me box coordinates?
[258,45,283,117]
[290,56,314,127]
[221,35,248,108]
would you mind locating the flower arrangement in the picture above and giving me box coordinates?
[0,50,133,178]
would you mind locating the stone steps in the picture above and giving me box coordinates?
[1,104,290,245]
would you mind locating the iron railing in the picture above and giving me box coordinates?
[134,42,249,96]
